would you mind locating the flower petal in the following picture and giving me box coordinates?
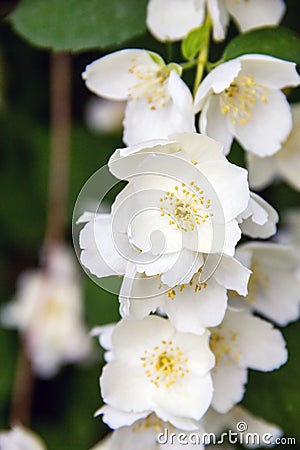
[246,152,277,190]
[231,90,292,156]
[212,361,247,413]
[83,49,157,100]
[146,0,205,42]
[123,92,194,146]
[207,0,230,41]
[212,255,251,296]
[79,214,126,278]
[224,310,288,371]
[199,95,234,156]
[164,276,227,333]
[240,55,299,90]
[194,59,241,112]
[225,0,286,32]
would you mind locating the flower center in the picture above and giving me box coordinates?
[141,340,189,388]
[220,74,268,126]
[210,328,240,366]
[128,60,170,109]
[159,182,212,233]
[247,259,271,304]
[132,413,172,434]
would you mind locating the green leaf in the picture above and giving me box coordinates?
[223,27,300,63]
[244,322,300,441]
[10,0,148,52]
[181,24,208,61]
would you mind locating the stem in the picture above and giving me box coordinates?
[10,341,35,426]
[193,15,212,96]
[10,52,72,426]
[45,52,72,246]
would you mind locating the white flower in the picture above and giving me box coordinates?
[247,104,300,190]
[208,0,286,42]
[119,254,251,335]
[237,192,278,239]
[91,413,205,450]
[204,405,283,448]
[146,0,286,43]
[194,55,299,156]
[230,242,300,327]
[209,308,287,413]
[97,316,215,429]
[146,0,205,42]
[82,49,195,146]
[0,425,46,450]
[1,245,92,378]
[85,97,126,133]
[79,133,250,287]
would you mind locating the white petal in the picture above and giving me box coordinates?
[97,405,150,429]
[276,104,300,191]
[223,310,288,371]
[194,59,241,112]
[164,276,227,333]
[231,90,292,156]
[207,0,230,41]
[212,361,247,413]
[153,373,213,424]
[213,255,251,296]
[123,90,195,146]
[199,95,234,156]
[169,132,225,163]
[225,0,286,32]
[240,55,299,90]
[79,214,126,277]
[246,153,277,190]
[101,360,154,413]
[223,220,242,256]
[83,49,157,100]
[146,0,205,42]
[138,253,179,278]
[250,268,300,327]
[200,161,249,222]
[161,249,204,286]
[239,193,278,239]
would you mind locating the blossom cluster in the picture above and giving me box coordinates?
[76,1,300,448]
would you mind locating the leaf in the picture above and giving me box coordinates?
[10,0,148,52]
[181,24,208,61]
[223,27,300,63]
[244,322,300,441]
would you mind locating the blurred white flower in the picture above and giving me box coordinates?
[84,97,126,134]
[119,254,251,335]
[204,405,283,448]
[210,308,287,413]
[96,316,215,430]
[231,242,300,326]
[1,245,92,378]
[247,104,300,190]
[146,0,285,42]
[0,425,46,450]
[194,55,299,156]
[82,49,195,145]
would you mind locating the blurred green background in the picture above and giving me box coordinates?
[0,1,299,449]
